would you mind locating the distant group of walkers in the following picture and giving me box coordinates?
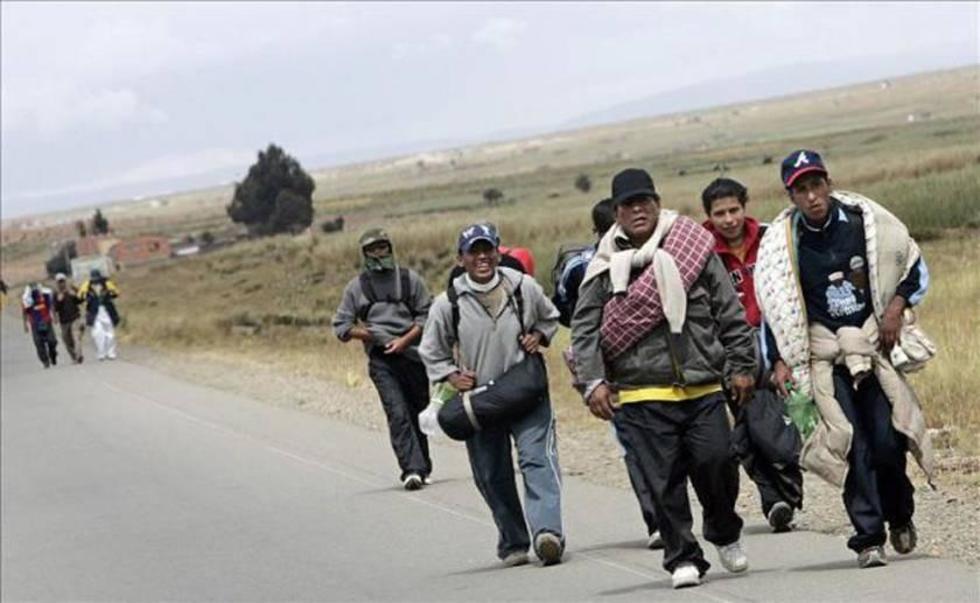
[20,269,121,368]
[333,149,935,588]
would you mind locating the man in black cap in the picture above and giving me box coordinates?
[571,168,756,588]
[333,228,434,490]
[755,149,933,568]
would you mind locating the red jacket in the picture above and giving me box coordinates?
[702,216,765,327]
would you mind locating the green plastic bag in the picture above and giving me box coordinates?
[784,384,819,440]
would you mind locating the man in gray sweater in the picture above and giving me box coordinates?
[571,168,757,589]
[420,223,564,568]
[333,228,433,490]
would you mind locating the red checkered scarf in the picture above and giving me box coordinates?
[600,216,715,360]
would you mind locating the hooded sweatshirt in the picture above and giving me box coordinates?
[420,267,559,386]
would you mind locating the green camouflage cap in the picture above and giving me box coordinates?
[358,227,391,249]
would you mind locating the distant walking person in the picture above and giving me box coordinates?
[701,178,804,532]
[755,150,934,568]
[333,228,434,490]
[22,283,59,368]
[420,223,564,567]
[79,269,120,361]
[52,273,85,364]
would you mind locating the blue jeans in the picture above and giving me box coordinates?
[465,395,563,559]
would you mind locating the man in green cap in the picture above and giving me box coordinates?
[333,228,434,490]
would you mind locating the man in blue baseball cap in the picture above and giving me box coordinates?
[756,149,935,569]
[420,222,564,567]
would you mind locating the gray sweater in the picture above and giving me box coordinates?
[419,268,559,385]
[332,266,431,362]
[571,253,756,392]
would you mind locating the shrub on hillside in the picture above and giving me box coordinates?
[574,173,592,193]
[482,187,503,206]
[44,241,77,277]
[91,209,110,235]
[227,143,315,235]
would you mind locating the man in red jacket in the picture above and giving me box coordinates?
[702,177,804,533]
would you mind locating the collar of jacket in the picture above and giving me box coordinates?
[703,215,763,257]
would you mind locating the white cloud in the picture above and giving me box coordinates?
[392,33,454,61]
[471,18,527,51]
[2,84,168,136]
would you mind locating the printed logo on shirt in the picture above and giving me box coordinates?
[825,270,866,318]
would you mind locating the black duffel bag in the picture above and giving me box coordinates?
[438,352,548,441]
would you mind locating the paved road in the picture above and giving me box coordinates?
[2,317,978,602]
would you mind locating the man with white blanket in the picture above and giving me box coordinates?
[571,168,757,589]
[755,149,934,569]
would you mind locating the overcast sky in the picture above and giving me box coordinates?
[2,1,977,218]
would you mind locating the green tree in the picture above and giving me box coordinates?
[574,173,592,193]
[482,187,503,206]
[226,143,315,235]
[91,209,109,235]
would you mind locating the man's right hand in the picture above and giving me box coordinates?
[448,370,477,392]
[771,359,795,398]
[587,382,619,421]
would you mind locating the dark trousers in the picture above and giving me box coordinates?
[833,368,915,552]
[614,393,743,574]
[367,351,432,481]
[613,426,659,536]
[730,388,804,515]
[31,324,58,367]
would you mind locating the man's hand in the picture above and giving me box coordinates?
[519,331,543,354]
[587,382,619,421]
[880,297,906,353]
[770,359,795,398]
[384,335,411,355]
[730,373,755,406]
[448,370,477,392]
[348,326,373,344]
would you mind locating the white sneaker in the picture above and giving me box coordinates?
[671,563,701,589]
[715,540,749,573]
[502,551,529,567]
[647,530,665,550]
[402,474,423,491]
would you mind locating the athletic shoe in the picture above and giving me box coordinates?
[767,501,794,533]
[534,532,563,566]
[501,551,529,567]
[647,530,665,550]
[402,474,423,491]
[890,522,917,555]
[671,563,701,589]
[423,475,433,486]
[858,545,888,568]
[715,540,749,573]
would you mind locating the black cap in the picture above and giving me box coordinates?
[611,168,657,206]
[781,149,828,188]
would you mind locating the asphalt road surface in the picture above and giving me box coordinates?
[2,317,978,601]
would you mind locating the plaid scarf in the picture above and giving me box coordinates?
[600,216,715,360]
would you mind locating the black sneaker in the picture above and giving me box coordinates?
[767,501,794,533]
[890,522,917,555]
[402,474,423,491]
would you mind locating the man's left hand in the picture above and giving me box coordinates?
[520,331,543,354]
[384,335,411,355]
[880,297,906,352]
[730,373,755,406]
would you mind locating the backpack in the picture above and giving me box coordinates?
[550,243,594,325]
[357,267,413,321]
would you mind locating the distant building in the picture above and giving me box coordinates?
[109,236,172,268]
[76,235,120,257]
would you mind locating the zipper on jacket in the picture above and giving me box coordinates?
[664,330,687,387]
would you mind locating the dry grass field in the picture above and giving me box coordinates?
[3,66,979,455]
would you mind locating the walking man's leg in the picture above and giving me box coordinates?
[512,397,564,564]
[367,353,431,486]
[400,357,433,478]
[615,403,709,576]
[31,327,50,367]
[466,429,531,562]
[685,393,746,572]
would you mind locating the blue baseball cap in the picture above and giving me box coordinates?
[781,149,828,188]
[457,223,500,253]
